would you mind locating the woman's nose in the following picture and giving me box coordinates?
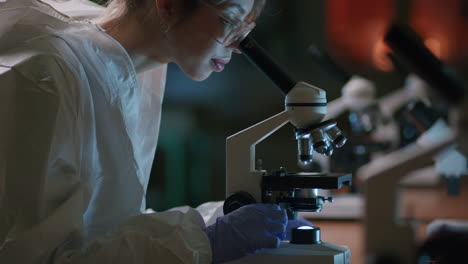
[227,40,243,54]
[231,47,242,54]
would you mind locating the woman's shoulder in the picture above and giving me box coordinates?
[0,41,85,123]
[0,1,94,80]
[0,37,81,85]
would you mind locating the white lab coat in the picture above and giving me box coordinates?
[0,0,212,263]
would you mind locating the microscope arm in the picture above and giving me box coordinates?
[226,110,290,201]
[360,132,455,263]
[378,88,409,118]
[417,120,468,194]
[378,75,431,118]
[324,97,347,120]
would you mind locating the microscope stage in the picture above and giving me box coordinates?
[262,172,352,190]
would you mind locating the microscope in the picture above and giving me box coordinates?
[361,24,468,264]
[307,45,381,129]
[224,35,351,264]
[307,46,394,177]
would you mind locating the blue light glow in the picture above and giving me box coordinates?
[298,226,314,230]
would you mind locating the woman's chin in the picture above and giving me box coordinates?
[179,63,213,82]
[190,70,212,82]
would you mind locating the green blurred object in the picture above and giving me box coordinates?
[146,109,214,212]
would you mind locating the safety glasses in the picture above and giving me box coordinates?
[201,1,256,47]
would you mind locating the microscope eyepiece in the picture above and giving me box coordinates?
[384,23,467,104]
[239,35,296,95]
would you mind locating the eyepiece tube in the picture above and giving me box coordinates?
[307,45,351,85]
[384,24,467,104]
[239,35,296,95]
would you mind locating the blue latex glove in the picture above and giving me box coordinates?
[286,216,313,241]
[204,203,287,263]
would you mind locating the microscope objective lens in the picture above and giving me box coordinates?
[297,138,313,165]
[326,125,347,148]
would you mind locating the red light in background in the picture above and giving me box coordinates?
[326,0,467,72]
[424,38,442,59]
[409,0,468,65]
[326,0,395,72]
[372,38,393,72]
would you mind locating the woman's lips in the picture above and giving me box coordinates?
[211,58,229,72]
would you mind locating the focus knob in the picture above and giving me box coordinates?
[223,192,256,214]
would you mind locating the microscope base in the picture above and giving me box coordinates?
[226,241,350,264]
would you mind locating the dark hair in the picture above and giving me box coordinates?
[189,0,266,22]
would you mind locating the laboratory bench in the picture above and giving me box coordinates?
[303,178,468,264]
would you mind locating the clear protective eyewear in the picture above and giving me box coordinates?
[201,0,256,47]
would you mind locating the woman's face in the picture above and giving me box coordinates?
[167,0,255,81]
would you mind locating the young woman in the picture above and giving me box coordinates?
[0,0,288,263]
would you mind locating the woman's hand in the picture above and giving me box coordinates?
[204,203,287,263]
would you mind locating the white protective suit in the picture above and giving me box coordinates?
[0,0,212,263]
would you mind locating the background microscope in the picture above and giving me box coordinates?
[361,23,468,264]
[307,46,394,180]
[307,46,456,193]
[224,34,352,264]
